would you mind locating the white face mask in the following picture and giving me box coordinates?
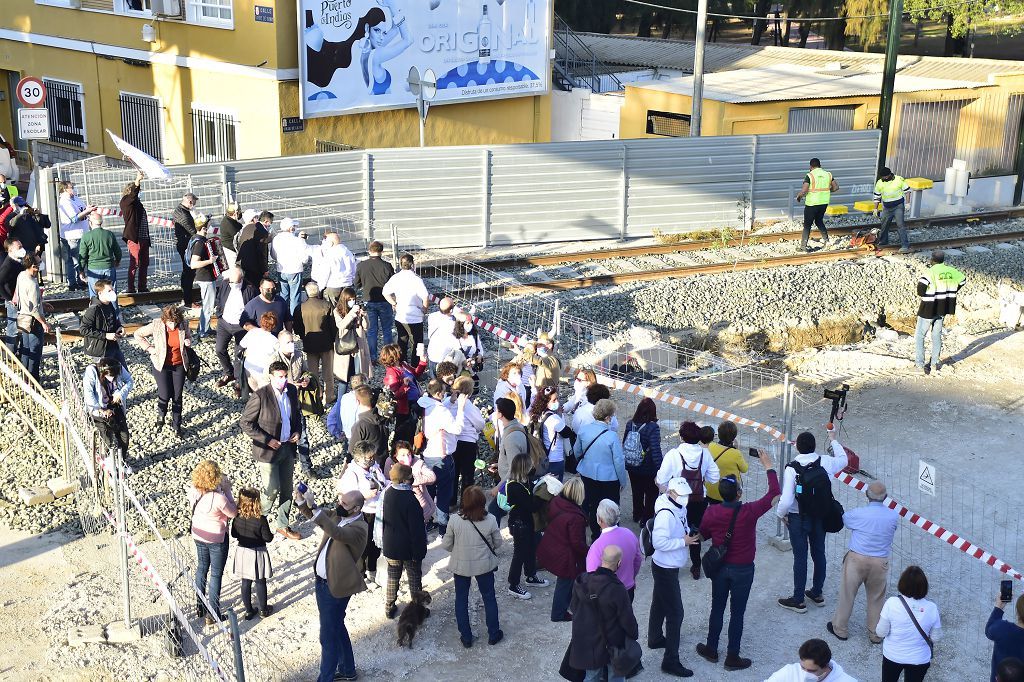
[10,248,26,259]
[508,373,521,387]
[166,321,176,330]
[574,379,587,391]
[280,342,295,355]
[271,376,288,391]
[100,290,117,304]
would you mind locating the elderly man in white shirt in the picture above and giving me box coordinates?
[416,379,468,532]
[310,232,357,305]
[425,296,457,375]
[57,180,95,291]
[382,253,429,363]
[776,427,848,614]
[270,218,310,315]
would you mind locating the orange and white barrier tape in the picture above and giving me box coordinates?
[93,206,219,233]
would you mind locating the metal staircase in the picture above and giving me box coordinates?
[552,15,624,93]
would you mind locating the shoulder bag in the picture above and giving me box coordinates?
[467,518,497,556]
[897,595,935,654]
[335,313,359,355]
[701,503,742,580]
[591,581,644,677]
[565,428,609,475]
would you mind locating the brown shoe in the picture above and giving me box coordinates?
[276,527,301,540]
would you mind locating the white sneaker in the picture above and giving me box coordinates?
[525,576,550,588]
[507,584,532,600]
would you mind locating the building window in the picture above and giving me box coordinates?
[646,110,691,137]
[188,0,232,26]
[120,93,163,160]
[191,108,237,163]
[117,0,153,15]
[44,79,87,149]
[34,0,80,8]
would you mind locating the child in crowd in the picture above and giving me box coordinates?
[231,487,275,619]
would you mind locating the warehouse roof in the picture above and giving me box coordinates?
[631,64,989,102]
[577,32,1024,83]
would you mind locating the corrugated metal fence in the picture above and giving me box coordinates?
[65,130,880,249]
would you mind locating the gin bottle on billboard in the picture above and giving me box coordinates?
[525,0,536,40]
[478,3,492,65]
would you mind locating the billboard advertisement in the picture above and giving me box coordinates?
[298,0,551,119]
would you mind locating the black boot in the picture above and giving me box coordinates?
[156,400,168,430]
[171,408,183,438]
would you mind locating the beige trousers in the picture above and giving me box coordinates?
[830,550,889,640]
[307,350,335,405]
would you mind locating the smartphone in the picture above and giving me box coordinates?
[297,482,308,495]
[1002,579,1013,603]
[748,447,759,458]
[416,342,425,358]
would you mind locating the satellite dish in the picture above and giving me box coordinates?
[408,66,421,96]
[422,69,437,101]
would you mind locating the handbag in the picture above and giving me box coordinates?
[183,344,201,382]
[335,326,358,355]
[592,582,644,677]
[559,641,586,682]
[564,428,608,475]
[897,595,935,654]
[701,503,741,580]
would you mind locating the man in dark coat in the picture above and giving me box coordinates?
[240,360,303,541]
[237,210,272,287]
[569,545,640,681]
[293,281,337,404]
[79,279,126,368]
[218,202,242,270]
[381,462,428,619]
[119,172,150,292]
[8,200,49,257]
[348,386,387,463]
[172,193,198,305]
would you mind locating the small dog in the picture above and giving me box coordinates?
[396,591,432,648]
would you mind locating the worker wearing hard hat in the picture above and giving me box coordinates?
[873,168,912,254]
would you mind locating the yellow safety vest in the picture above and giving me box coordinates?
[805,167,832,207]
[873,176,907,204]
[4,183,18,200]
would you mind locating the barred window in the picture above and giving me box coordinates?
[43,79,87,149]
[646,110,691,137]
[120,93,163,160]
[191,108,237,163]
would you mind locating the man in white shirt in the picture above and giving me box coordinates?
[444,375,486,505]
[416,380,468,532]
[382,253,429,363]
[310,232,357,305]
[270,218,310,316]
[776,427,848,614]
[766,638,857,682]
[650,477,700,678]
[425,296,457,374]
[57,180,95,291]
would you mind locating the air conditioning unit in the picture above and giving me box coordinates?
[152,0,184,18]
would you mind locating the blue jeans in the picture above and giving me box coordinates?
[365,301,394,360]
[18,327,43,379]
[877,202,909,249]
[197,281,216,336]
[552,575,573,620]
[789,513,826,602]
[3,301,17,353]
[706,562,755,655]
[547,459,565,482]
[194,535,229,617]
[454,571,501,644]
[279,272,302,316]
[915,316,944,369]
[86,267,117,299]
[316,577,355,682]
[430,456,455,529]
[60,238,82,289]
[585,666,624,682]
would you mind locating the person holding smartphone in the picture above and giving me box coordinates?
[987,588,1024,682]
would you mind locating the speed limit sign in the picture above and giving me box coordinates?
[16,77,46,108]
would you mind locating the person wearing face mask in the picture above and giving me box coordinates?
[187,215,218,339]
[444,376,485,505]
[565,368,597,420]
[78,212,122,299]
[213,266,258,398]
[268,330,314,474]
[294,487,368,682]
[491,362,526,432]
[118,172,148,293]
[80,280,127,369]
[14,256,51,379]
[338,440,388,587]
[333,287,370,400]
[384,440,437,523]
[574,398,628,541]
[649,477,701,678]
[425,296,457,375]
[82,357,133,457]
[695,451,779,673]
[173,193,199,306]
[0,238,26,352]
[241,277,291,336]
[527,386,572,482]
[766,638,857,682]
[8,197,49,258]
[134,305,194,437]
[417,379,468,534]
[240,360,304,541]
[311,232,357,307]
[294,281,338,406]
[57,181,96,292]
[623,398,663,525]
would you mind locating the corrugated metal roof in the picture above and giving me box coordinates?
[580,32,1024,83]
[631,64,989,103]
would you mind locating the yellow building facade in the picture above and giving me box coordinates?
[0,0,551,166]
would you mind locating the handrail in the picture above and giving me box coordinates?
[552,14,624,92]
[0,340,69,477]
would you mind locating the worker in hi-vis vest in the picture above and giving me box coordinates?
[915,249,965,375]
[796,157,839,252]
[873,167,911,253]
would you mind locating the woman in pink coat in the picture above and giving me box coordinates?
[188,459,237,626]
[383,439,437,523]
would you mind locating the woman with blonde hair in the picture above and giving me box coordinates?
[565,367,598,419]
[188,459,237,627]
[134,304,194,436]
[537,476,588,621]
[231,488,274,620]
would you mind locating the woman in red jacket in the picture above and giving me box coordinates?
[380,342,427,444]
[537,477,589,622]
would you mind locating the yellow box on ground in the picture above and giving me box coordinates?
[825,205,849,215]
[907,178,934,190]
[854,201,878,213]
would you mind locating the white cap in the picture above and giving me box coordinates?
[666,477,692,498]
[242,209,258,223]
[280,217,299,231]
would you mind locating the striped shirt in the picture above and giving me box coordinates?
[917,263,966,319]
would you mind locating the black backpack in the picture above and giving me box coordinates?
[788,457,844,533]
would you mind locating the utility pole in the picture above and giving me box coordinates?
[690,0,708,136]
[1013,108,1024,205]
[876,0,904,176]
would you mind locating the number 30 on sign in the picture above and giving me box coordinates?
[16,77,47,108]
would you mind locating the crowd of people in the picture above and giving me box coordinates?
[0,181,1013,682]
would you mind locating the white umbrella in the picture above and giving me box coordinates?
[106,129,171,181]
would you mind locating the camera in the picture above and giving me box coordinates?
[824,384,850,425]
[823,385,849,401]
